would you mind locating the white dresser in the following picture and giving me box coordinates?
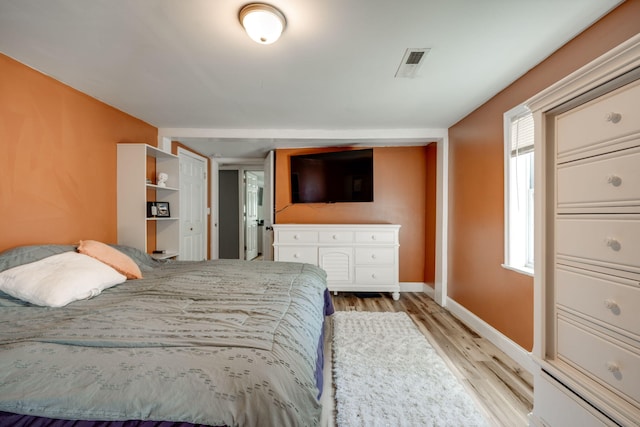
[273,224,401,300]
[529,64,640,426]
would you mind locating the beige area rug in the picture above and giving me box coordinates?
[332,311,489,427]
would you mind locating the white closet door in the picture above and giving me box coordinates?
[179,149,207,261]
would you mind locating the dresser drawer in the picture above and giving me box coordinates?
[556,79,640,161]
[319,230,354,243]
[557,147,640,210]
[557,317,640,405]
[556,266,640,338]
[355,247,396,265]
[276,230,318,244]
[355,266,396,285]
[276,246,317,264]
[355,230,396,244]
[536,372,614,427]
[556,217,640,273]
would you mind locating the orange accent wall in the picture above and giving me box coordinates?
[275,146,437,283]
[0,53,157,253]
[447,0,640,351]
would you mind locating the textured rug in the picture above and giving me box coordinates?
[332,311,489,427]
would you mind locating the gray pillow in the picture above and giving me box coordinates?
[0,245,77,273]
[0,244,163,273]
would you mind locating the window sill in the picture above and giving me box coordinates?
[501,264,534,277]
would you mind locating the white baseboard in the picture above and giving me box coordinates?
[445,297,536,374]
[399,281,433,295]
[422,283,435,298]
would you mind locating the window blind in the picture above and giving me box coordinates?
[510,113,534,156]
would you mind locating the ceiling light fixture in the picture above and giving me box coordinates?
[239,3,286,45]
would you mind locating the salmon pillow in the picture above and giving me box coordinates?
[77,240,142,279]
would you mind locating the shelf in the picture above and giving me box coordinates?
[117,143,181,260]
[146,183,179,191]
[146,145,178,160]
[150,251,178,260]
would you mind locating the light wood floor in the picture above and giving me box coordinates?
[330,292,534,427]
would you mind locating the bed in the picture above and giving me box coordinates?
[0,243,334,427]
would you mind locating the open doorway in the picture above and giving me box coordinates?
[217,166,265,260]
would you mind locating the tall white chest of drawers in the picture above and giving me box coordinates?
[273,224,401,300]
[529,58,640,426]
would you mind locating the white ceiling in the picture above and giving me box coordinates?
[0,0,621,159]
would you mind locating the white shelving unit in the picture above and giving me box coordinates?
[117,143,180,259]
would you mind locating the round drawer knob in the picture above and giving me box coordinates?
[371,254,377,259]
[371,273,377,279]
[293,253,299,258]
[606,362,620,374]
[607,175,622,187]
[293,234,299,240]
[332,234,338,240]
[606,238,621,251]
[371,235,377,241]
[604,299,619,310]
[605,112,622,124]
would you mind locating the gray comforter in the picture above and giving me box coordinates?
[0,252,329,427]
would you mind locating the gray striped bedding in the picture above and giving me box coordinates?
[0,250,330,427]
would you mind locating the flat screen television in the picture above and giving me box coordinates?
[290,149,374,203]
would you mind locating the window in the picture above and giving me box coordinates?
[503,104,534,275]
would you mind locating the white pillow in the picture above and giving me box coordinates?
[0,251,126,307]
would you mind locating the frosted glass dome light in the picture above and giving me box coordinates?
[240,4,286,45]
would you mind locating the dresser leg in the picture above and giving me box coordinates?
[392,292,400,301]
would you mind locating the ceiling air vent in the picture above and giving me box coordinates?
[395,48,430,78]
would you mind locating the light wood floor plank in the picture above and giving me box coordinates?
[331,291,533,426]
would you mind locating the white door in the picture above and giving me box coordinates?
[262,151,275,260]
[179,149,207,261]
[244,171,259,260]
[210,158,219,260]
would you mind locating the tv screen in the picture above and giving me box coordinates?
[290,149,374,203]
